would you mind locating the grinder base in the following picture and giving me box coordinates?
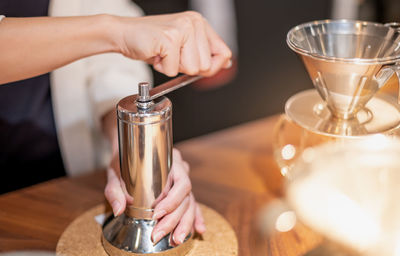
[56,204,238,256]
[102,213,193,255]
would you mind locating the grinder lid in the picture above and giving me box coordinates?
[117,76,200,124]
[117,93,172,125]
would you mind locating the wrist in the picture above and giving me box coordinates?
[95,14,124,54]
[100,14,138,56]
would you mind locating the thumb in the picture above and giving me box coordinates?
[105,167,127,217]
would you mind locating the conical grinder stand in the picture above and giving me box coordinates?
[102,76,200,255]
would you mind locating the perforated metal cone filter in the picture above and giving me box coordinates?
[287,20,400,62]
[287,20,400,120]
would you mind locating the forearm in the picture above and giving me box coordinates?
[0,11,232,85]
[0,15,122,84]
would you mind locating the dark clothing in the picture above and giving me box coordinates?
[134,0,188,15]
[0,0,50,17]
[0,0,66,194]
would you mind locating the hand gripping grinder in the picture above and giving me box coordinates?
[102,75,200,255]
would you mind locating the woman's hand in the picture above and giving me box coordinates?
[104,148,206,245]
[104,152,133,217]
[115,11,232,77]
[0,12,231,84]
[151,149,206,245]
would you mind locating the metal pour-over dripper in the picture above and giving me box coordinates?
[287,20,400,120]
[273,20,400,178]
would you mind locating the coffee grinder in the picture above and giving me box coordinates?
[274,20,400,177]
[102,76,200,255]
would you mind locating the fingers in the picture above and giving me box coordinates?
[194,202,206,234]
[173,148,183,161]
[179,24,201,75]
[201,21,232,77]
[150,148,204,244]
[153,160,191,219]
[122,11,231,77]
[193,18,212,73]
[104,167,126,217]
[153,194,205,245]
[153,12,230,77]
[151,171,173,208]
[173,148,189,173]
[120,178,134,205]
[172,194,196,244]
[178,13,211,75]
[178,12,230,77]
[154,37,181,77]
[152,195,190,244]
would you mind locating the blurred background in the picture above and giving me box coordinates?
[133,0,400,142]
[2,0,400,193]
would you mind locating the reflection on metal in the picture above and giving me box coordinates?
[117,94,172,220]
[285,90,400,137]
[102,214,193,255]
[102,77,199,255]
[281,144,296,160]
[275,211,296,233]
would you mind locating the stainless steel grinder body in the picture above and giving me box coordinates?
[118,94,172,220]
[102,82,193,255]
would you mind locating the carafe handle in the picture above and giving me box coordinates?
[377,64,400,104]
[383,23,400,104]
[392,65,400,104]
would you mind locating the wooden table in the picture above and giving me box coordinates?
[0,116,321,255]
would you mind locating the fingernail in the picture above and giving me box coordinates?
[225,59,232,69]
[112,200,121,217]
[175,233,186,244]
[197,224,206,234]
[153,231,165,244]
[153,210,166,220]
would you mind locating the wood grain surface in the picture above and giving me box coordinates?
[0,116,321,255]
[56,204,238,256]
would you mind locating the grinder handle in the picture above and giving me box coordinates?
[138,75,202,103]
[138,59,233,102]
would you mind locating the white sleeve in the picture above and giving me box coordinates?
[50,0,153,171]
[0,15,5,22]
[51,0,152,128]
[81,0,152,121]
[85,53,153,124]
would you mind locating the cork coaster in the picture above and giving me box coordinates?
[56,204,238,256]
